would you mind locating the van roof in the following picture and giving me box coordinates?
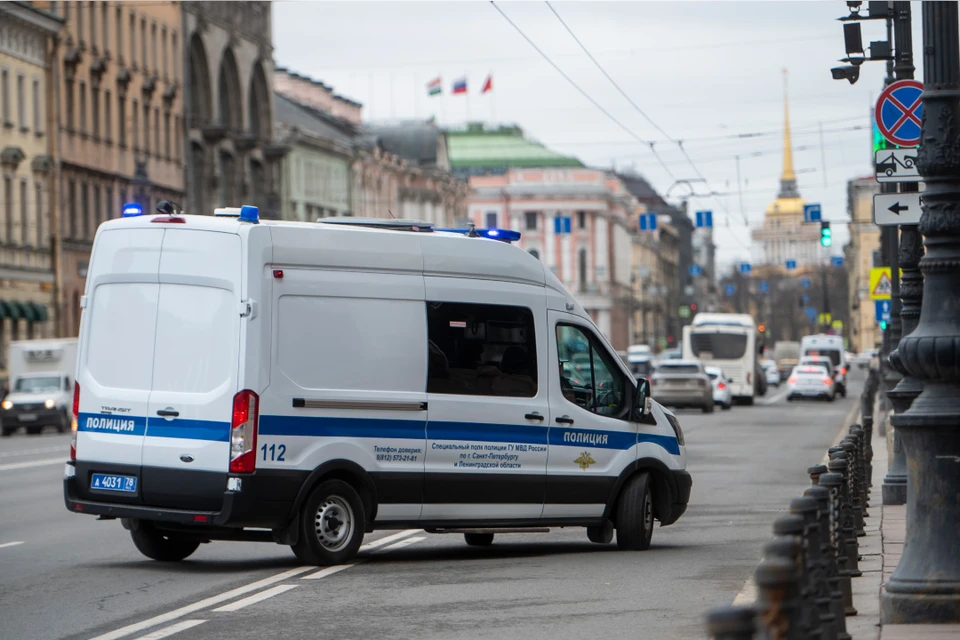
[95,213,576,299]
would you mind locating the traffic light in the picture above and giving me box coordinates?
[690,303,697,312]
[758,323,766,333]
[872,119,889,154]
[879,320,888,331]
[820,221,832,247]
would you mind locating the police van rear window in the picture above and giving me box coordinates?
[427,302,537,398]
[84,283,158,391]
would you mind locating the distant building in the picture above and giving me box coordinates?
[845,176,881,353]
[751,84,821,268]
[446,122,582,181]
[630,209,680,350]
[0,1,62,366]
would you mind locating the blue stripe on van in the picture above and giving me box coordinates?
[78,413,147,437]
[77,413,230,442]
[257,415,679,455]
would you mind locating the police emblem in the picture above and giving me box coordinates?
[574,451,596,471]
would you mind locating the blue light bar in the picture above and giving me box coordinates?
[122,203,143,217]
[437,227,522,243]
[239,205,259,224]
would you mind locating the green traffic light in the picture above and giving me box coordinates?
[880,320,888,331]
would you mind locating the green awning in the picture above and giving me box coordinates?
[32,303,49,322]
[7,301,27,320]
[23,303,41,322]
[0,300,10,319]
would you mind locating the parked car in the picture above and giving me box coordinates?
[787,365,836,402]
[704,365,733,410]
[762,359,780,388]
[652,360,714,413]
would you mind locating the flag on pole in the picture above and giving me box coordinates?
[481,74,492,94]
[452,77,467,95]
[427,77,441,96]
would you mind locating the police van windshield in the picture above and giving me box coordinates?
[15,376,61,393]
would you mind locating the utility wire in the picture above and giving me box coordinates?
[545,1,742,225]
[489,1,677,182]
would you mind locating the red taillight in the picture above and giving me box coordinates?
[841,367,847,375]
[273,269,284,279]
[150,216,186,223]
[823,377,832,387]
[193,515,209,522]
[788,376,798,385]
[70,382,80,461]
[717,382,726,390]
[230,390,259,474]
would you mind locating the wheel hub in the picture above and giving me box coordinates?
[314,496,354,551]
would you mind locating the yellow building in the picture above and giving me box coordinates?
[845,176,881,353]
[751,72,821,268]
[0,1,62,374]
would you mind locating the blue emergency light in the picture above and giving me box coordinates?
[122,203,143,217]
[239,205,260,224]
[437,227,521,243]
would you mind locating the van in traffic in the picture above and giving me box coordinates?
[800,334,848,397]
[64,205,691,565]
[2,339,77,436]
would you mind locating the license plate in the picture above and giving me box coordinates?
[91,473,138,493]
[19,413,37,422]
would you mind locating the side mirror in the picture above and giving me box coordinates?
[634,378,650,419]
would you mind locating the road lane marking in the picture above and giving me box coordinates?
[302,563,359,580]
[212,584,298,612]
[732,579,757,606]
[757,386,790,405]
[89,566,314,640]
[131,620,207,640]
[0,445,67,459]
[374,536,427,553]
[0,457,64,472]
[0,541,24,549]
[359,529,420,552]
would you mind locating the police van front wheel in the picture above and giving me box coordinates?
[615,472,654,551]
[291,480,366,566]
[130,523,201,562]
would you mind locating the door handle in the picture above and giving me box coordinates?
[524,412,545,421]
[156,409,180,418]
[555,415,575,425]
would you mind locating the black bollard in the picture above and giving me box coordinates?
[805,485,851,640]
[827,455,862,578]
[791,496,838,640]
[849,425,870,510]
[839,438,866,537]
[860,390,875,488]
[755,556,806,640]
[820,472,858,617]
[705,605,757,640]
[808,464,828,486]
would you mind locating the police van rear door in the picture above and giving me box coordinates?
[74,228,164,505]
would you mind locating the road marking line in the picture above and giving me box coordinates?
[757,386,790,405]
[89,566,314,640]
[301,563,360,580]
[131,620,207,640]
[373,536,426,553]
[0,445,67,459]
[0,457,64,472]
[359,529,420,552]
[212,584,298,613]
[0,541,24,549]
[732,579,757,606]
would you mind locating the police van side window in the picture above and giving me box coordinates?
[556,324,626,417]
[426,302,537,398]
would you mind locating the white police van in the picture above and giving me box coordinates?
[64,203,691,565]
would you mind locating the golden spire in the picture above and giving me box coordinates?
[778,68,799,198]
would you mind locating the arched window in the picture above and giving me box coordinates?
[188,34,211,126]
[217,48,242,131]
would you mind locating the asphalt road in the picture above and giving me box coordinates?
[0,372,864,640]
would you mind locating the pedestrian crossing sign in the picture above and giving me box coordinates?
[870,267,892,300]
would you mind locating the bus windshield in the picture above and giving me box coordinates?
[689,332,748,360]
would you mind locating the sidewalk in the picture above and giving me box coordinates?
[846,414,960,639]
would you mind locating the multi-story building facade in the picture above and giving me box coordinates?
[467,168,635,350]
[845,175,882,353]
[35,0,186,336]
[0,1,62,369]
[183,1,281,218]
[630,209,680,350]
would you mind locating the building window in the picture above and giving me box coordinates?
[103,89,111,143]
[140,18,147,72]
[77,3,84,46]
[171,32,178,81]
[161,27,167,79]
[151,23,157,74]
[93,185,101,231]
[105,186,113,224]
[2,176,11,242]
[174,115,181,161]
[64,81,74,131]
[1,68,9,127]
[91,88,99,139]
[78,81,86,135]
[524,211,538,231]
[101,2,109,54]
[426,301,538,398]
[578,248,588,289]
[529,249,540,260]
[35,182,43,247]
[89,0,96,50]
[577,210,587,230]
[143,102,150,155]
[20,179,28,245]
[485,211,497,228]
[132,98,138,150]
[116,6,123,63]
[129,12,136,67]
[117,95,126,147]
[81,182,89,239]
[32,77,41,135]
[67,180,76,238]
[154,107,160,156]
[164,111,171,158]
[16,73,25,131]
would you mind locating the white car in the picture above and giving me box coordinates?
[787,365,836,402]
[704,366,733,410]
[762,360,779,388]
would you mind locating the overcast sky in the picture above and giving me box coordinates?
[273,1,926,271]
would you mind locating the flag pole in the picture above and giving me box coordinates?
[466,82,472,122]
[490,72,496,124]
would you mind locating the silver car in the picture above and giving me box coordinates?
[652,360,714,413]
[787,365,836,402]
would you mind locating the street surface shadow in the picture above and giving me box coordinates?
[73,554,302,574]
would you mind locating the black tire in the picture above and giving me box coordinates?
[722,402,732,411]
[742,397,755,406]
[1,426,12,437]
[702,402,714,414]
[57,410,71,434]
[464,533,494,546]
[615,472,654,551]
[291,479,366,566]
[130,523,201,562]
[587,520,614,544]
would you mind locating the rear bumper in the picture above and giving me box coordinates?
[653,392,711,407]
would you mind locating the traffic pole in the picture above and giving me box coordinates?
[880,1,960,623]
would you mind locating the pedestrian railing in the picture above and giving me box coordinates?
[704,370,880,640]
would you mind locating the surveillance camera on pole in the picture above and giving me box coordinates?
[832,65,861,84]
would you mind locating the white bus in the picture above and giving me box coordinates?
[682,313,760,405]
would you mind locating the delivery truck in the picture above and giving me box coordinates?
[2,339,78,436]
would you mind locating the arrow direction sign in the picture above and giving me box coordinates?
[875,148,922,183]
[874,193,923,226]
[831,256,844,267]
[803,203,822,223]
[875,300,892,324]
[785,259,797,271]
[695,210,713,228]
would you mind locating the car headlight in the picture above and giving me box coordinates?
[1,400,11,410]
[45,399,56,409]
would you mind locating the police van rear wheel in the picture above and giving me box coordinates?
[615,472,654,551]
[292,480,365,566]
[130,523,201,562]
